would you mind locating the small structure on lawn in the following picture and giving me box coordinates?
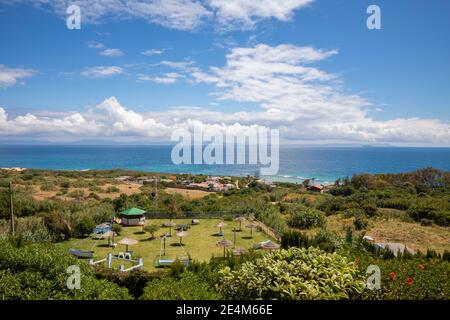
[217,239,233,257]
[232,247,248,256]
[119,207,146,226]
[260,240,280,251]
[93,222,112,235]
[101,230,116,247]
[246,222,258,238]
[215,222,227,236]
[176,231,188,246]
[118,237,138,253]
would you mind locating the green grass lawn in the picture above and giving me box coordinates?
[58,218,271,271]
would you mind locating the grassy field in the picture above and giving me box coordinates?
[58,218,270,271]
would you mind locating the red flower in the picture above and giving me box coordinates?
[389,271,397,280]
[419,264,426,270]
[405,276,414,285]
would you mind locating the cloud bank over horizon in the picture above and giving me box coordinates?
[1,44,449,146]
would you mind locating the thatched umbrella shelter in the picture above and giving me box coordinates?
[217,239,233,257]
[176,231,188,246]
[164,221,176,236]
[260,240,280,251]
[246,222,258,238]
[216,222,227,235]
[234,216,246,231]
[118,237,138,252]
[232,247,248,256]
[101,230,116,246]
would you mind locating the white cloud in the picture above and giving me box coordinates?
[0,65,35,88]
[3,0,314,31]
[138,72,183,84]
[87,41,105,49]
[141,49,166,56]
[80,66,123,78]
[99,48,125,57]
[1,44,449,145]
[207,0,313,29]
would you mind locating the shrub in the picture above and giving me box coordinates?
[255,207,287,234]
[287,208,326,229]
[281,230,310,249]
[354,215,369,230]
[0,240,131,300]
[217,247,365,300]
[68,189,85,200]
[94,267,162,299]
[140,273,220,300]
[106,186,120,193]
[111,224,123,235]
[360,257,450,300]
[74,216,96,237]
[420,218,433,226]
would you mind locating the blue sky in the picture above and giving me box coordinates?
[0,0,449,145]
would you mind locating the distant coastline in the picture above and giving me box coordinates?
[1,145,450,186]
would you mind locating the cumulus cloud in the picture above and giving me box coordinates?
[2,0,313,31]
[0,65,35,88]
[207,0,313,29]
[1,44,449,145]
[80,66,123,78]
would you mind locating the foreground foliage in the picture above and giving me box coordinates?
[0,239,131,300]
[217,247,365,300]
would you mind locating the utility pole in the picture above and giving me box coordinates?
[153,176,158,206]
[9,181,15,236]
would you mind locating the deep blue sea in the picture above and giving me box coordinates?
[1,145,450,184]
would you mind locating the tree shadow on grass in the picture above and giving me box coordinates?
[97,243,111,248]
[134,231,145,235]
[170,243,185,247]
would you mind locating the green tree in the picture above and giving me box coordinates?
[144,224,160,240]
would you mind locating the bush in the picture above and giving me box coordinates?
[217,247,365,300]
[420,218,433,226]
[94,267,162,299]
[281,230,310,249]
[360,257,450,300]
[111,224,123,235]
[0,240,131,300]
[287,208,326,229]
[140,273,220,300]
[106,186,120,193]
[68,189,85,200]
[74,216,96,237]
[354,215,369,230]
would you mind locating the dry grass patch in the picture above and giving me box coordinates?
[165,187,214,200]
